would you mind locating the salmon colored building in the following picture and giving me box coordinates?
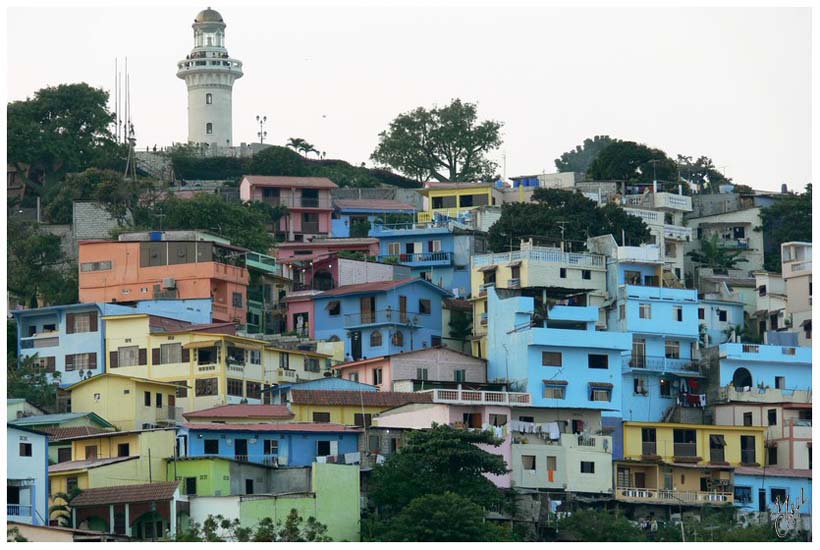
[78,239,249,323]
[239,175,337,241]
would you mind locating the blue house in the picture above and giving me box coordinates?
[179,423,361,467]
[733,467,812,530]
[330,199,416,238]
[716,342,811,391]
[12,299,212,387]
[699,297,746,348]
[7,424,49,526]
[266,377,377,404]
[312,278,452,361]
[486,287,632,411]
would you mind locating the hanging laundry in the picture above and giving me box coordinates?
[376,454,386,464]
[547,422,561,440]
[344,452,361,464]
[316,456,328,463]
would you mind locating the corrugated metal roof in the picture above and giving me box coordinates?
[333,199,416,211]
[49,456,138,473]
[183,404,294,419]
[289,389,432,407]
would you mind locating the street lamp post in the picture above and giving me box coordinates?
[256,115,267,144]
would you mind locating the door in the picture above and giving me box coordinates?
[632,339,646,368]
[634,472,646,488]
[399,296,408,322]
[758,489,767,512]
[235,439,248,462]
[351,331,362,360]
[360,297,375,323]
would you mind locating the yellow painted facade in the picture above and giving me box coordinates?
[67,374,178,431]
[417,184,496,222]
[289,403,391,425]
[101,314,331,413]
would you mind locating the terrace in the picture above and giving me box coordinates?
[418,388,532,407]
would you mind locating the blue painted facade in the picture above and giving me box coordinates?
[511,176,540,188]
[312,278,451,361]
[13,300,212,387]
[180,425,360,467]
[718,343,811,390]
[7,425,49,526]
[733,472,812,520]
[699,298,746,348]
[331,206,416,238]
[486,287,632,411]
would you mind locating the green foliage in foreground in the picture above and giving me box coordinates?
[175,510,331,542]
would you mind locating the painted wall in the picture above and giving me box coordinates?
[700,299,746,347]
[718,343,811,390]
[733,472,812,519]
[7,427,49,526]
[289,404,388,425]
[622,422,766,465]
[68,375,177,431]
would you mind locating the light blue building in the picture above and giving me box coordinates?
[733,468,812,530]
[330,199,416,238]
[372,223,484,297]
[12,299,212,387]
[7,424,49,526]
[716,342,811,391]
[485,287,632,410]
[313,278,451,361]
[179,423,361,467]
[699,297,746,348]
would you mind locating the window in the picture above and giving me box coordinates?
[768,409,777,426]
[698,308,705,320]
[522,455,536,471]
[639,304,652,319]
[57,447,72,463]
[775,376,785,390]
[348,373,359,382]
[327,301,341,316]
[560,268,567,279]
[770,488,787,504]
[742,344,760,353]
[641,428,657,455]
[206,122,213,134]
[633,377,648,395]
[173,381,188,398]
[232,292,243,308]
[673,429,697,457]
[117,443,130,457]
[387,242,401,256]
[246,382,262,400]
[619,304,626,320]
[419,299,432,315]
[34,356,56,372]
[280,353,290,370]
[454,369,466,382]
[660,378,671,397]
[316,440,332,456]
[80,260,112,272]
[665,340,680,359]
[590,388,611,401]
[250,350,261,365]
[588,354,608,369]
[673,306,683,322]
[160,343,182,364]
[203,439,219,454]
[489,414,507,427]
[196,378,218,396]
[313,412,331,423]
[198,347,219,365]
[144,391,151,407]
[740,435,757,464]
[244,479,254,495]
[430,239,442,252]
[392,331,404,347]
[518,415,535,423]
[544,385,565,399]
[718,310,728,322]
[581,269,591,280]
[580,461,595,474]
[542,352,562,367]
[227,378,244,397]
[373,368,383,385]
[65,353,96,372]
[156,393,163,408]
[354,413,373,427]
[118,346,140,367]
[67,312,98,334]
[85,445,98,460]
[19,442,32,457]
[184,477,197,495]
[743,412,753,426]
[734,486,752,504]
[66,477,78,492]
[370,331,382,347]
[767,446,778,466]
[417,368,428,380]
[264,440,278,457]
[205,93,212,104]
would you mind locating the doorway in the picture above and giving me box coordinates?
[235,439,248,462]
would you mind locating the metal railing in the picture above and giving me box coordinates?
[508,278,521,288]
[343,309,419,328]
[616,487,732,505]
[673,442,698,458]
[478,282,495,297]
[376,251,453,265]
[419,388,531,406]
[7,504,32,517]
[741,450,756,464]
[642,442,657,456]
[625,355,700,373]
[473,249,605,268]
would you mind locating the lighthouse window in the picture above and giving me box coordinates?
[206,93,212,105]
[206,123,213,135]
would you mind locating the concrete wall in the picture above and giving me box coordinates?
[8,427,49,526]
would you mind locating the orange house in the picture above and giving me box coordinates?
[78,239,249,323]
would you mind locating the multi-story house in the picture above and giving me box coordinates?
[244,250,292,335]
[182,404,294,424]
[332,346,487,391]
[471,240,609,359]
[280,389,434,425]
[10,412,116,464]
[416,181,501,223]
[330,198,416,237]
[282,252,410,293]
[303,278,451,361]
[684,206,765,278]
[12,300,211,387]
[614,421,765,509]
[732,467,812,531]
[373,221,486,297]
[781,242,812,346]
[7,424,49,526]
[486,287,632,413]
[99,313,331,413]
[750,271,789,344]
[240,175,337,241]
[78,236,249,323]
[698,294,746,348]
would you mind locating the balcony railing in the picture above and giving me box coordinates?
[616,487,733,505]
[624,355,701,373]
[158,406,184,423]
[711,386,812,405]
[673,442,698,458]
[480,312,488,326]
[419,388,531,406]
[7,504,32,517]
[642,442,657,456]
[478,282,495,297]
[664,225,693,241]
[20,335,60,349]
[473,249,605,269]
[259,196,332,209]
[508,277,521,288]
[376,251,453,266]
[741,450,756,465]
[343,309,419,328]
[301,222,321,234]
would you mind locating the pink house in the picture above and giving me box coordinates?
[239,175,337,241]
[283,290,321,337]
[274,238,380,263]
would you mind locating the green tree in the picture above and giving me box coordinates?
[176,511,331,542]
[349,219,372,238]
[687,234,748,271]
[759,184,811,271]
[555,135,617,174]
[487,188,651,252]
[586,140,677,183]
[677,154,732,193]
[7,355,62,412]
[369,424,508,517]
[447,309,473,352]
[248,145,309,176]
[42,168,149,225]
[372,99,503,182]
[7,83,123,197]
[7,527,28,542]
[377,492,512,542]
[49,487,83,527]
[553,509,646,542]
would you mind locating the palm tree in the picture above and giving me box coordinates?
[286,138,308,155]
[50,487,83,527]
[687,234,747,271]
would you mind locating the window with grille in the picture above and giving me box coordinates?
[417,368,428,380]
[521,455,536,471]
[665,340,680,359]
[542,351,562,367]
[227,378,244,397]
[454,369,466,382]
[370,331,382,347]
[419,299,432,314]
[174,381,188,398]
[392,331,404,347]
[196,378,218,396]
[639,304,652,319]
[544,385,565,399]
[354,413,373,427]
[590,388,611,401]
[313,412,330,423]
[246,382,262,399]
[160,343,182,364]
[305,358,321,372]
[250,350,261,364]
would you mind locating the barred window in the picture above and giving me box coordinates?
[246,381,262,399]
[196,378,218,396]
[227,378,244,397]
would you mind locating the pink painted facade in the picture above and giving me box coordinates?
[275,239,380,263]
[283,291,318,337]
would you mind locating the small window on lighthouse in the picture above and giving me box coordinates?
[206,93,212,105]
[206,123,213,135]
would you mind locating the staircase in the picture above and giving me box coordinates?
[135,152,174,182]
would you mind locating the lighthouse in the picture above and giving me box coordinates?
[176,7,243,148]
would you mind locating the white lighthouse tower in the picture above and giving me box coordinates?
[176,7,243,148]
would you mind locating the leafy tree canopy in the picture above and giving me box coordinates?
[586,140,678,184]
[487,188,651,252]
[372,99,503,182]
[675,154,732,192]
[248,145,309,177]
[176,510,331,542]
[349,218,372,238]
[43,168,151,225]
[555,135,618,174]
[553,509,646,542]
[686,233,748,271]
[7,354,62,413]
[760,184,811,271]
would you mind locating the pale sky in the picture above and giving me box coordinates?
[5,2,813,191]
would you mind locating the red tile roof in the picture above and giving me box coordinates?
[317,277,419,297]
[71,481,179,507]
[243,175,338,189]
[289,389,433,407]
[49,456,138,473]
[183,404,294,420]
[183,422,362,433]
[734,466,812,478]
[333,199,416,211]
[277,238,378,248]
[43,426,117,441]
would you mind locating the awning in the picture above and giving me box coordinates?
[589,382,613,388]
[478,265,497,272]
[183,340,221,350]
[506,260,522,268]
[542,379,568,385]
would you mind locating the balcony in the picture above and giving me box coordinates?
[719,237,750,249]
[783,260,811,276]
[622,192,692,212]
[7,504,32,518]
[257,196,332,209]
[624,355,701,374]
[301,222,321,234]
[663,225,693,241]
[478,282,495,297]
[673,442,698,459]
[158,406,184,424]
[642,442,657,456]
[245,252,283,277]
[615,487,732,505]
[20,334,60,349]
[508,277,521,288]
[473,249,605,269]
[512,432,611,453]
[711,386,812,405]
[376,251,453,267]
[419,388,532,407]
[418,208,474,223]
[343,309,420,328]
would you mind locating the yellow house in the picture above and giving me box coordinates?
[417,182,499,223]
[101,314,332,414]
[287,389,433,425]
[67,374,180,431]
[48,429,176,518]
[615,421,766,508]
